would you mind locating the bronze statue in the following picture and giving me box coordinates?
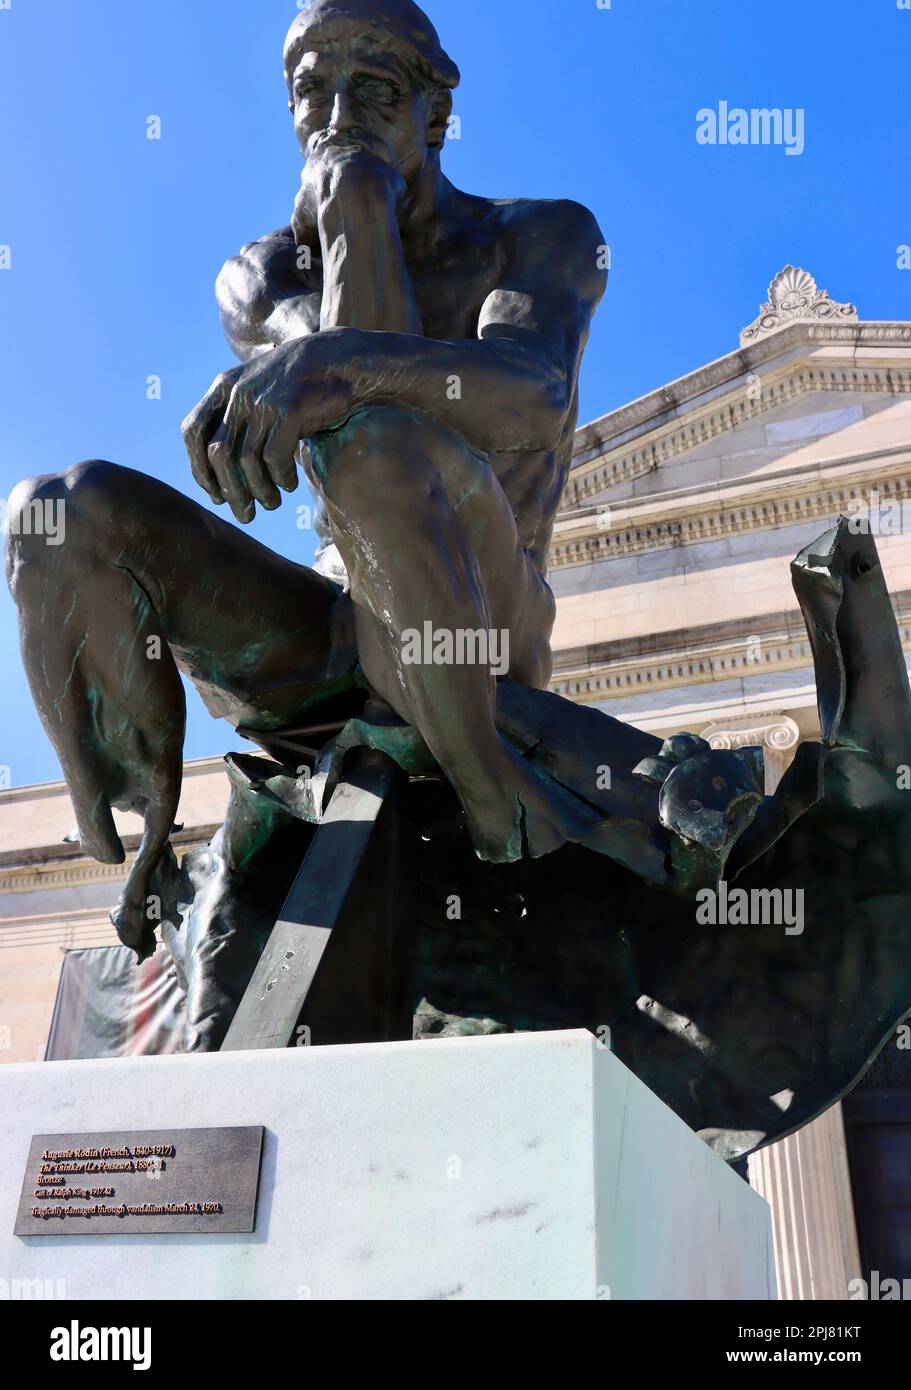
[5,1,911,1160]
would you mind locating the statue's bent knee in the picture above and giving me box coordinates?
[5,462,130,592]
[312,406,446,501]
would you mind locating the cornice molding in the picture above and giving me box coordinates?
[0,859,132,896]
[550,451,911,570]
[0,832,216,894]
[0,824,221,875]
[550,596,911,706]
[551,629,812,706]
[567,334,911,509]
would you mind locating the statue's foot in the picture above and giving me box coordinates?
[110,838,183,963]
[110,899,156,961]
[52,684,185,960]
[461,740,601,864]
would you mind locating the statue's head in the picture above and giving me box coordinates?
[284,0,459,179]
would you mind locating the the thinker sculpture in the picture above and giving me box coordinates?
[6,0,911,1161]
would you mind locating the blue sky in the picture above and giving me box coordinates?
[1,0,909,786]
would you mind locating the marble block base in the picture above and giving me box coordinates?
[2,1030,775,1300]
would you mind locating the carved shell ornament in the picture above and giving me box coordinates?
[740,265,858,344]
[770,265,818,313]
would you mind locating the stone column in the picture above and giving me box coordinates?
[747,1104,863,1300]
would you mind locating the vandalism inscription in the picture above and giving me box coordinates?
[15,1127,263,1236]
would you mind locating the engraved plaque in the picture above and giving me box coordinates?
[14,1127,263,1236]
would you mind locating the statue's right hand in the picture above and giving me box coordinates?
[181,367,246,509]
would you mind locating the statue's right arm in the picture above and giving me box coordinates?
[215,227,321,361]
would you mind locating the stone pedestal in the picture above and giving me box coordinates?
[2,1030,774,1300]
